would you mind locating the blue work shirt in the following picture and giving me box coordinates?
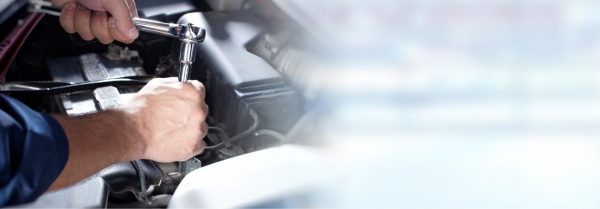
[0,94,69,206]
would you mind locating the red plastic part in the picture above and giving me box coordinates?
[0,13,45,83]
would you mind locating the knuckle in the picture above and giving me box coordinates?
[198,104,206,112]
[75,4,90,15]
[201,122,209,134]
[91,14,106,28]
[191,80,204,89]
[182,85,199,97]
[199,87,206,99]
[191,108,205,121]
[199,105,208,119]
[181,83,194,90]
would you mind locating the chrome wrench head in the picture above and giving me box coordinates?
[130,18,207,82]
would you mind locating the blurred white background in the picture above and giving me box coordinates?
[297,0,600,208]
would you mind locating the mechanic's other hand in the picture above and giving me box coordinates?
[53,0,139,44]
[122,77,209,162]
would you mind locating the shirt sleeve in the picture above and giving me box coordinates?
[0,94,69,207]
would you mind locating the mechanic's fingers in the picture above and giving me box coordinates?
[125,0,138,18]
[74,4,94,41]
[200,122,208,136]
[196,139,207,155]
[188,80,205,92]
[202,103,209,118]
[201,121,208,132]
[90,12,113,44]
[108,17,134,44]
[198,123,208,151]
[101,0,138,40]
[187,80,206,101]
[59,2,76,34]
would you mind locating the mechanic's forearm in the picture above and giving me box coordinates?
[48,110,145,190]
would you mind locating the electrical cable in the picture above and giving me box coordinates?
[130,160,150,202]
[256,129,286,141]
[205,108,259,150]
[251,107,321,144]
[204,106,316,151]
[207,126,228,139]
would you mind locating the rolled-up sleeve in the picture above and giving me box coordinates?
[0,94,69,206]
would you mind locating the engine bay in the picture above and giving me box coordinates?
[0,0,316,207]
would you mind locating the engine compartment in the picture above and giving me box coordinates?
[0,0,314,207]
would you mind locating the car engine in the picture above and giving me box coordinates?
[0,0,318,207]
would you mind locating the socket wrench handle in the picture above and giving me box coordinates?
[132,18,180,39]
[132,17,205,44]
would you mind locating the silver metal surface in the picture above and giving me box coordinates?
[178,40,197,82]
[93,86,121,110]
[79,54,110,81]
[132,18,177,38]
[132,17,205,82]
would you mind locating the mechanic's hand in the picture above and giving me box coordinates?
[122,77,209,162]
[52,0,139,44]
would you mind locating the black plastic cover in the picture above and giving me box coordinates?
[177,11,304,149]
